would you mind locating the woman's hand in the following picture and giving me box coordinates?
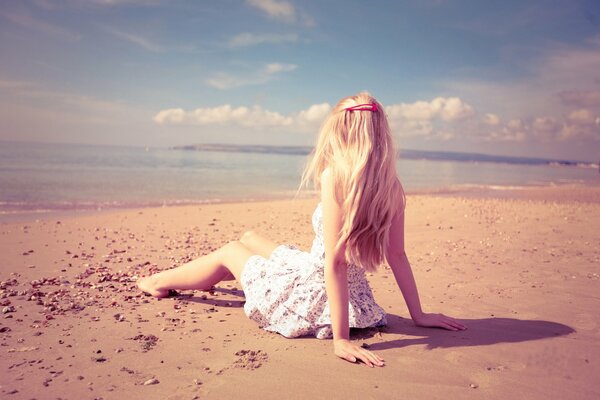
[334,339,385,367]
[413,312,467,331]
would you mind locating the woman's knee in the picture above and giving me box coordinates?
[221,240,246,254]
[240,230,257,245]
[218,240,253,281]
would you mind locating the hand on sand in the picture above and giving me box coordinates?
[136,276,175,298]
[334,339,385,367]
[413,312,467,331]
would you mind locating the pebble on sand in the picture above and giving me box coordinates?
[143,378,159,385]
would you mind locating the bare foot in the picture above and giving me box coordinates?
[136,276,170,298]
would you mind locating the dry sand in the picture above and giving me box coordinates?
[1,186,599,399]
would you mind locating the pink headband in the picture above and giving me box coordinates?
[345,103,378,112]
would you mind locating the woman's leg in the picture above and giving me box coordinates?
[137,241,253,298]
[240,230,279,259]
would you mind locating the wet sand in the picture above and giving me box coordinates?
[1,186,599,399]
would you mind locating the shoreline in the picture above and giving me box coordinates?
[2,182,599,225]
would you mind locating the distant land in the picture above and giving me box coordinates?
[171,143,598,169]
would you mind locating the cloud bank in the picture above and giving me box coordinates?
[154,95,599,144]
[154,103,331,131]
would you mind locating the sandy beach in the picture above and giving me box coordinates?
[1,185,599,400]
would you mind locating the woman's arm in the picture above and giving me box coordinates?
[321,169,349,341]
[386,204,466,331]
[321,169,385,367]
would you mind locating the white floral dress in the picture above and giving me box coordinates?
[240,202,387,339]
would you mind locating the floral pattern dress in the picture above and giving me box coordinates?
[240,202,387,339]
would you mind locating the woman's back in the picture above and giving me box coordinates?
[301,92,405,272]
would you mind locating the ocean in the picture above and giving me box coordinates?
[0,140,598,223]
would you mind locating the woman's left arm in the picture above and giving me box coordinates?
[386,205,467,331]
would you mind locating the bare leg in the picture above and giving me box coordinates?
[240,230,279,259]
[207,230,279,283]
[137,241,253,298]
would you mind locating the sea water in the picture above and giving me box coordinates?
[0,140,598,222]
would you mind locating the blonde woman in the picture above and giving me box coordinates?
[137,92,466,367]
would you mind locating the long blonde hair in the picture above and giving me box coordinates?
[300,92,406,271]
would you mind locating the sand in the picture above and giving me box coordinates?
[1,185,599,399]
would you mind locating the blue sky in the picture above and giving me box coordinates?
[1,0,599,161]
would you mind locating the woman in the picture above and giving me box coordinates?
[137,92,466,367]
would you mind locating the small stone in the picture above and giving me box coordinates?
[193,379,202,385]
[143,378,159,385]
[114,313,125,322]
[470,383,479,389]
[2,306,16,314]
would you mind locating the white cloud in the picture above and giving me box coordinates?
[154,98,472,138]
[154,105,293,128]
[228,32,298,47]
[387,100,436,121]
[205,74,243,90]
[568,109,596,125]
[484,113,500,125]
[294,103,331,124]
[154,108,186,124]
[386,97,474,123]
[434,97,475,121]
[482,111,600,144]
[154,102,333,132]
[103,27,164,52]
[385,96,475,138]
[557,122,599,141]
[205,63,297,90]
[532,116,560,134]
[245,0,314,26]
[265,63,297,73]
[246,0,296,22]
[152,95,599,145]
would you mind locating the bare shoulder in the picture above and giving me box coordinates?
[392,181,407,218]
[387,185,407,255]
[319,167,343,216]
[319,167,335,201]
[320,166,333,184]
